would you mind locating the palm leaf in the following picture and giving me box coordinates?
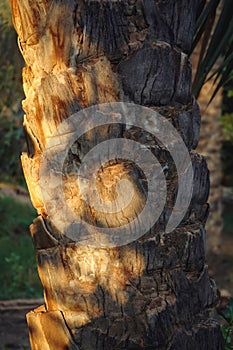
[192,0,233,100]
[192,0,220,52]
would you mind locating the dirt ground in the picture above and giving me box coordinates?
[0,299,44,350]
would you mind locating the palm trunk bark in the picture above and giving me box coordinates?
[11,1,223,349]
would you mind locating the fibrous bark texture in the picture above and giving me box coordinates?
[10,1,223,349]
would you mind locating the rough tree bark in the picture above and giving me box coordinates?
[10,1,223,349]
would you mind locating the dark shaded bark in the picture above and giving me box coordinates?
[10,0,223,349]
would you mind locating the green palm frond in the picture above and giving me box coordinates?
[191,0,233,101]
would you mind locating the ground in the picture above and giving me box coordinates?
[0,299,43,350]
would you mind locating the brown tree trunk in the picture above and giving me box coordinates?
[10,1,223,349]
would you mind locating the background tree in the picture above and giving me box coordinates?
[0,0,24,182]
[191,0,233,255]
[10,1,224,349]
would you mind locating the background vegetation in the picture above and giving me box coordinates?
[0,195,43,299]
[0,0,25,185]
[0,1,42,300]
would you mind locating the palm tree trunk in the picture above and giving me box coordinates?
[10,1,223,349]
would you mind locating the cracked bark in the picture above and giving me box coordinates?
[10,1,223,349]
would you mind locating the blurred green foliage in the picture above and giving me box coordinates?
[1,239,43,299]
[222,88,233,144]
[0,0,12,24]
[0,196,35,236]
[0,196,42,299]
[0,1,25,184]
[222,112,233,143]
[219,298,233,350]
[0,0,24,112]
